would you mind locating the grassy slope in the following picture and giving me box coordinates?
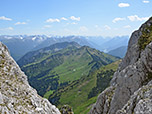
[21,46,119,98]
[51,60,121,114]
[19,44,120,114]
[42,49,94,98]
[75,60,121,114]
[77,96,98,114]
[50,49,93,83]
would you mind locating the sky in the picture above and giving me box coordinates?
[0,0,152,37]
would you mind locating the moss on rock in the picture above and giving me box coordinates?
[138,18,152,50]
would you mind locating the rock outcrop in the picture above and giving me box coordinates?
[90,17,152,114]
[60,105,74,114]
[0,42,60,114]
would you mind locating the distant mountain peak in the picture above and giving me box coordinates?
[0,35,129,60]
[17,42,119,106]
[108,46,127,58]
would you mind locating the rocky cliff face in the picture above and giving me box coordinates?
[90,17,152,114]
[0,42,60,114]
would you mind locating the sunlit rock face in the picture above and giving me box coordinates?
[90,17,152,114]
[0,42,60,114]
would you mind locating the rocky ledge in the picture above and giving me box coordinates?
[0,42,60,114]
[90,17,152,114]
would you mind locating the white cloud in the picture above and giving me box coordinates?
[66,22,78,25]
[113,17,126,23]
[61,17,68,21]
[7,27,13,30]
[70,16,80,21]
[0,27,14,31]
[0,27,13,30]
[104,25,111,30]
[46,18,60,23]
[95,25,102,31]
[71,22,77,25]
[143,0,150,3]
[118,3,130,7]
[46,16,80,23]
[124,25,131,28]
[15,22,27,25]
[128,15,149,21]
[44,25,52,28]
[0,16,12,21]
[79,26,88,32]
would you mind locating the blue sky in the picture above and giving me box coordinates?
[0,0,152,37]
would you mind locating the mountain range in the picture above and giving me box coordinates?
[87,36,129,52]
[0,35,129,60]
[108,46,127,58]
[17,41,120,113]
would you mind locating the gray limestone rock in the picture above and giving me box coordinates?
[0,42,60,114]
[90,17,152,114]
[89,86,115,114]
[117,81,152,114]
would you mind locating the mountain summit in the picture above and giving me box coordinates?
[17,42,119,99]
[90,17,152,114]
[0,42,60,114]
